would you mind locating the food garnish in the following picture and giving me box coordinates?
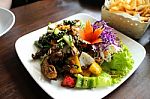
[79,20,103,44]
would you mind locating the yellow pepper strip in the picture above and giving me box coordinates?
[70,55,82,74]
[89,62,102,76]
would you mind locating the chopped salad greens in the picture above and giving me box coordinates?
[32,19,134,89]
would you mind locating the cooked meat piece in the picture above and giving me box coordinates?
[48,49,64,64]
[41,56,57,79]
[71,26,80,36]
[32,48,49,59]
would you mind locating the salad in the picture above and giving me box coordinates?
[32,19,134,89]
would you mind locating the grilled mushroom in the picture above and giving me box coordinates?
[41,56,57,79]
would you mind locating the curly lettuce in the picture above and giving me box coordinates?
[101,44,134,84]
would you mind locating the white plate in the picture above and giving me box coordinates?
[15,13,146,99]
[0,7,15,37]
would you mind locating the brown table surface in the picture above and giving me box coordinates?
[0,0,150,99]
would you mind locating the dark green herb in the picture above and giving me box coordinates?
[63,20,76,26]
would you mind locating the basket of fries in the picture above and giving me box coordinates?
[101,0,150,39]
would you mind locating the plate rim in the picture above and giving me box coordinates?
[0,7,15,37]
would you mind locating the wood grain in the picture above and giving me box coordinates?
[0,0,150,99]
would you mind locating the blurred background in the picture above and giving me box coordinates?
[11,0,105,8]
[12,0,39,8]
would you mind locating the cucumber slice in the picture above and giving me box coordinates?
[82,77,97,89]
[75,74,97,89]
[54,28,60,35]
[82,77,89,88]
[63,34,74,47]
[88,77,97,88]
[75,74,83,88]
[96,72,112,87]
[75,72,112,88]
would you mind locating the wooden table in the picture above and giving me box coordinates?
[0,0,150,99]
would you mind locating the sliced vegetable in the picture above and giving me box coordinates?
[82,77,89,88]
[96,72,112,87]
[75,72,112,88]
[61,75,75,88]
[63,34,79,55]
[82,77,97,88]
[79,52,95,66]
[75,74,83,88]
[89,62,102,76]
[69,55,82,74]
[79,20,103,44]
[63,34,73,47]
[88,77,97,88]
[54,28,60,35]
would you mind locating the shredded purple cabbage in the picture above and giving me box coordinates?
[93,20,107,30]
[92,20,119,50]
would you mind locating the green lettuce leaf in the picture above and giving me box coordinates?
[102,44,134,84]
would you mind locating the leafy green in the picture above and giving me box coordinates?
[101,44,134,84]
[63,20,76,26]
[63,34,74,47]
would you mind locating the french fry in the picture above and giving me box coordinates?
[109,10,126,13]
[144,0,150,4]
[125,9,138,15]
[110,0,115,4]
[141,8,150,17]
[136,5,147,11]
[110,6,120,11]
[139,7,147,15]
[145,14,150,17]
[123,3,133,10]
[141,10,148,17]
[140,16,150,22]
[129,0,137,9]
[108,0,150,22]
[136,0,143,6]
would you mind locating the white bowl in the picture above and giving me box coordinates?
[0,7,15,37]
